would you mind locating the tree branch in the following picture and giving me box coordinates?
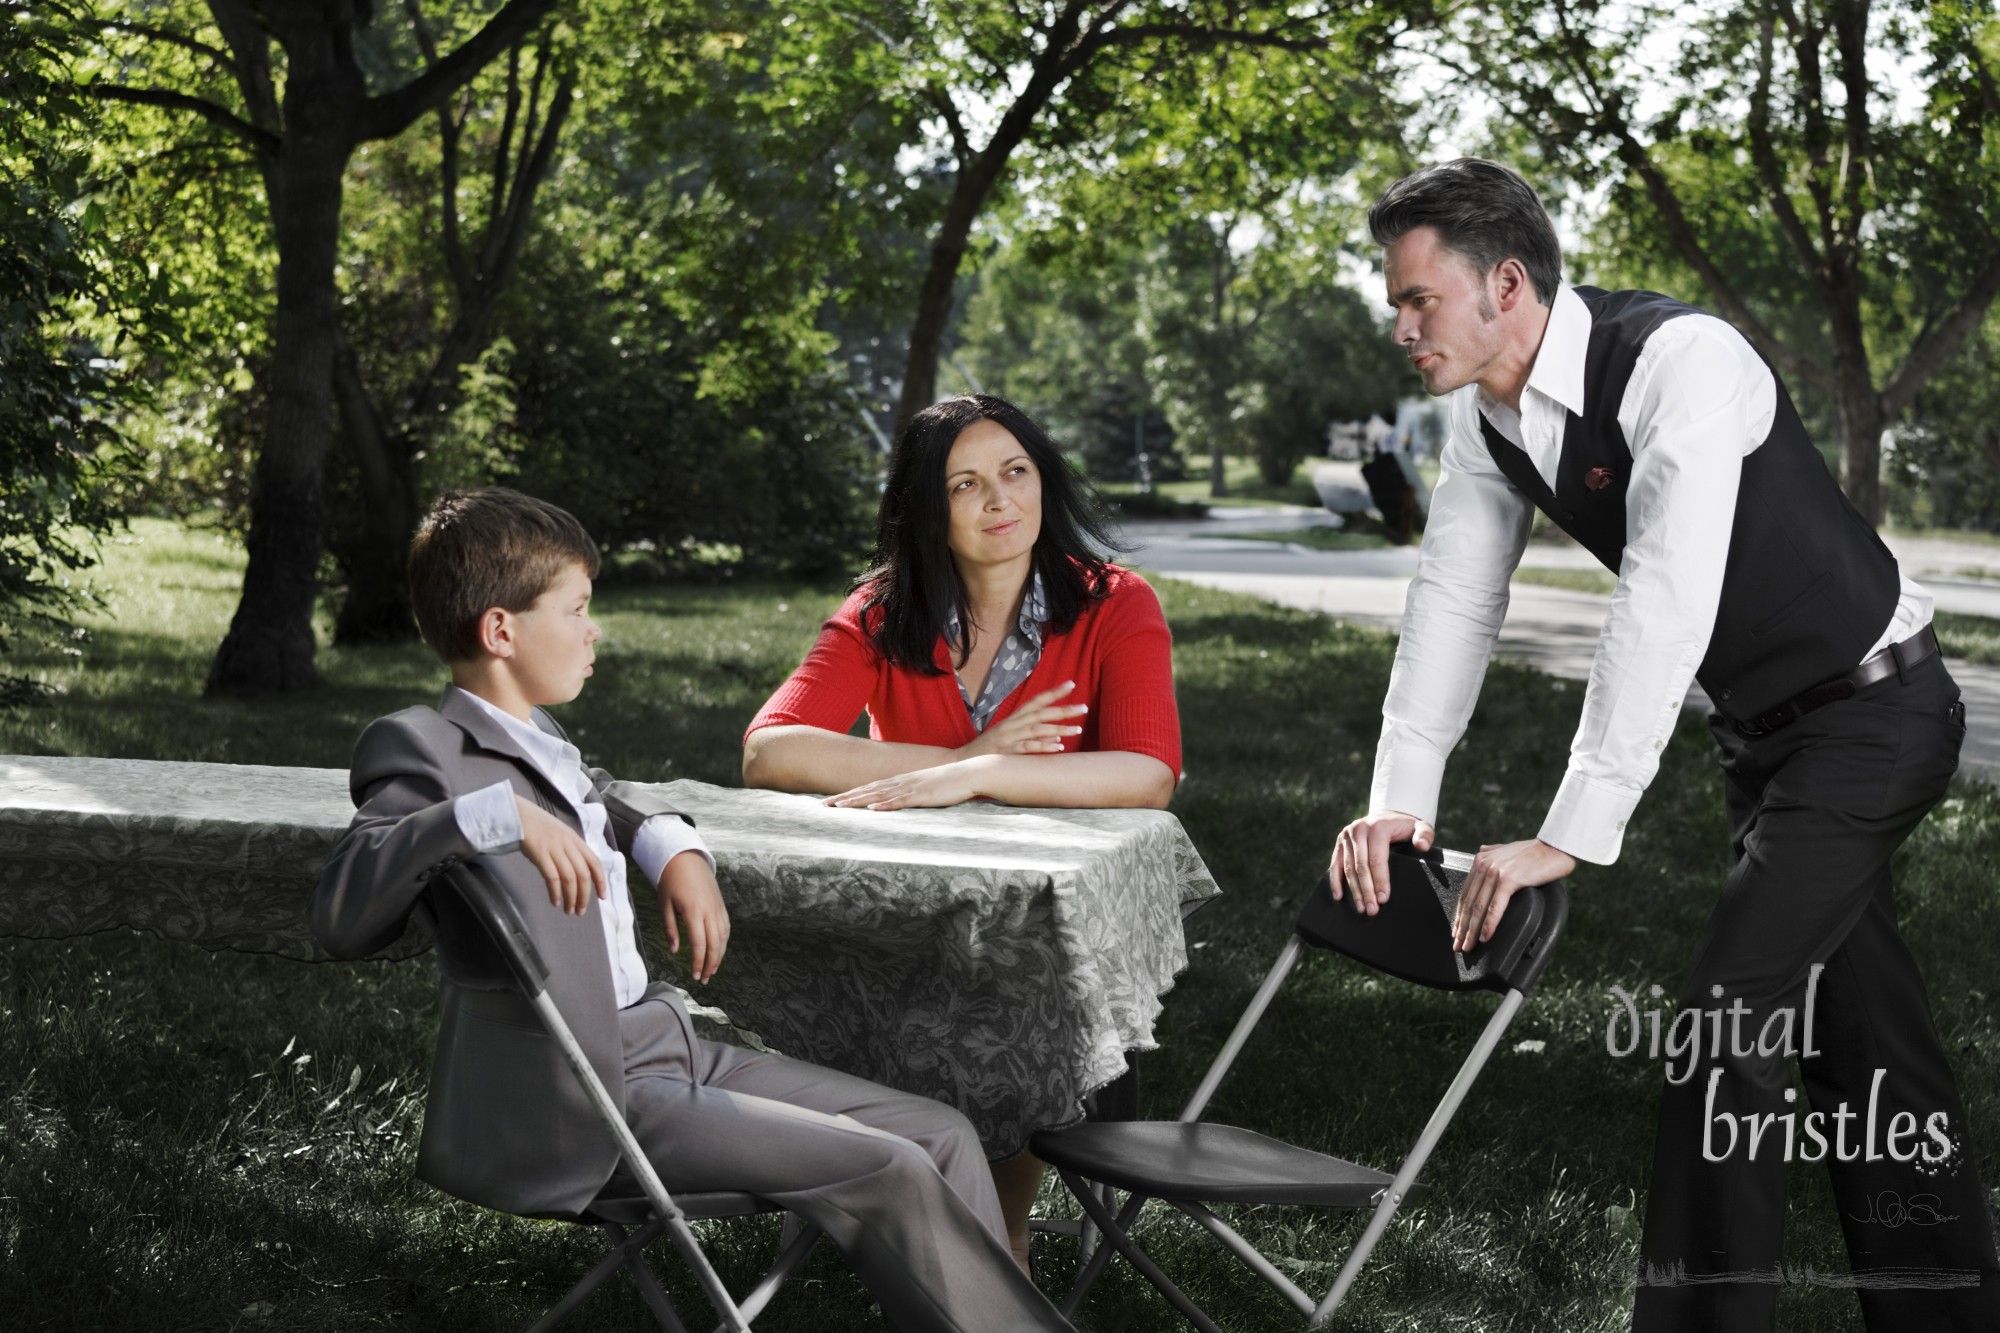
[481,42,528,277]
[1829,0,1874,257]
[488,67,576,295]
[924,87,974,167]
[71,82,277,152]
[1879,246,2000,418]
[1782,2,1841,261]
[1747,8,1828,280]
[206,0,280,141]
[400,0,472,293]
[1075,20,1336,64]
[1605,123,1828,390]
[361,0,561,142]
[81,18,235,69]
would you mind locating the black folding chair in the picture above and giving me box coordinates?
[436,864,824,1333]
[1031,843,1568,1331]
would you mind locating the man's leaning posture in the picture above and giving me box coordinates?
[1328,159,1998,1331]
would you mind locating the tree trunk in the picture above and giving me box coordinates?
[1823,286,1884,525]
[1834,380,1886,528]
[896,178,989,431]
[205,57,357,696]
[330,338,420,645]
[894,19,1080,433]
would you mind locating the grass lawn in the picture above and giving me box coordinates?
[5,520,2000,1331]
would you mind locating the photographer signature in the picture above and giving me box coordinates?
[1850,1192,1958,1229]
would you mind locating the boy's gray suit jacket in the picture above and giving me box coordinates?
[310,685,692,1218]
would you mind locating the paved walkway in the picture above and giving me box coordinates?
[1118,507,2000,780]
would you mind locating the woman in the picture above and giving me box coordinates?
[742,394,1181,1268]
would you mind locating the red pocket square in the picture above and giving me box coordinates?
[1584,467,1616,492]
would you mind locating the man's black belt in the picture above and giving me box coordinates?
[1732,624,1941,738]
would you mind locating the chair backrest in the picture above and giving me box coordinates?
[432,863,553,998]
[1293,843,1567,996]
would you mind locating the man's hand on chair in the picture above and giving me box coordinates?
[515,797,609,915]
[1453,839,1573,954]
[1329,809,1435,916]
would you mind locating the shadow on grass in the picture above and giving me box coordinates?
[6,562,1997,1331]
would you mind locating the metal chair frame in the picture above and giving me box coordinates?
[438,863,825,1333]
[1034,846,1568,1331]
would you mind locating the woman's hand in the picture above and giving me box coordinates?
[825,757,991,811]
[955,681,1088,759]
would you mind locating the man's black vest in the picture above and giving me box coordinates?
[1477,287,1900,720]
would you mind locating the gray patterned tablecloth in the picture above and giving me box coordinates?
[0,757,1220,1155]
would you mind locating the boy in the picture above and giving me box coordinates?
[312,487,1067,1331]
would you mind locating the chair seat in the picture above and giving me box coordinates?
[578,1191,780,1227]
[1031,1121,1422,1209]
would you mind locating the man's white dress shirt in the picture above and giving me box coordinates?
[1370,282,1933,865]
[448,691,713,1007]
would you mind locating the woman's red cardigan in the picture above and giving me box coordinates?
[745,565,1182,777]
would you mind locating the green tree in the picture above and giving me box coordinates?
[1441,0,2000,524]
[0,2,170,700]
[758,0,1408,431]
[74,0,565,694]
[960,209,1410,493]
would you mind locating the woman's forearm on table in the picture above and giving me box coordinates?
[962,751,1177,809]
[741,724,960,793]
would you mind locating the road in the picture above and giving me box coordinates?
[1118,507,2000,780]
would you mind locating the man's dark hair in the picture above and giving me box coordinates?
[407,487,601,663]
[1367,158,1562,308]
[860,394,1121,674]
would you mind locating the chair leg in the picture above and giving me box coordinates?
[1061,1172,1226,1333]
[1059,1182,1150,1316]
[720,1220,824,1330]
[525,1221,676,1333]
[625,1247,693,1333]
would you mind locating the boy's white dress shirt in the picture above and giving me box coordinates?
[446,691,713,1007]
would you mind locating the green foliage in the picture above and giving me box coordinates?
[0,2,175,692]
[1886,307,2000,531]
[962,217,1410,491]
[501,226,877,580]
[1454,0,2000,512]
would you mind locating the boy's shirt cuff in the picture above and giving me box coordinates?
[632,815,715,889]
[454,781,522,855]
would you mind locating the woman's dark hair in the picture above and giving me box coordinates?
[860,394,1122,674]
[1367,157,1562,308]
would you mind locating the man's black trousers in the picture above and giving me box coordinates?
[1632,650,2000,1331]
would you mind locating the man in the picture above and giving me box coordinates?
[1328,158,1998,1330]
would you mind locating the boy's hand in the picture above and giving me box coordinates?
[660,850,730,983]
[515,797,608,915]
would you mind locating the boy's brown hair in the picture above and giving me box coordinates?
[407,487,601,662]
